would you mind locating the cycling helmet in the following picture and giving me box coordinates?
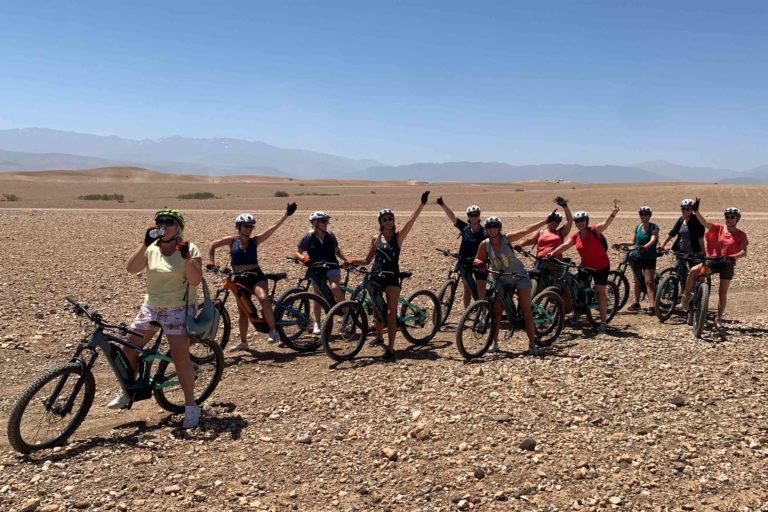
[378,208,394,220]
[639,206,652,215]
[680,199,695,207]
[484,216,502,228]
[235,213,256,226]
[724,207,741,219]
[466,204,481,215]
[154,208,185,229]
[548,211,563,222]
[573,210,589,221]
[309,211,331,222]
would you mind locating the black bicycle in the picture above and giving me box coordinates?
[319,265,441,362]
[455,269,564,361]
[435,248,482,326]
[654,251,706,323]
[6,297,224,454]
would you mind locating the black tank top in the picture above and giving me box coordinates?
[230,237,258,266]
[371,233,400,274]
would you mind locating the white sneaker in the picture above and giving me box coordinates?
[229,341,249,352]
[107,391,130,410]
[312,323,321,335]
[267,330,278,344]
[488,341,499,353]
[183,404,201,429]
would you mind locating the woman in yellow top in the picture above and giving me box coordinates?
[108,209,203,429]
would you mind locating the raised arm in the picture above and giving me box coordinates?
[560,204,573,237]
[256,202,297,245]
[518,232,540,248]
[397,191,429,245]
[692,198,714,230]
[506,214,550,242]
[126,244,148,274]
[595,201,620,233]
[207,236,234,263]
[436,196,458,225]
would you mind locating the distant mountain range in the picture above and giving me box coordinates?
[0,128,765,183]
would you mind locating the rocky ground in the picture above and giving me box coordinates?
[1,180,767,511]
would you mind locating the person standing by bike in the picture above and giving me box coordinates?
[295,211,350,334]
[658,198,706,281]
[474,214,551,354]
[116,208,202,428]
[517,196,574,290]
[435,197,488,307]
[613,206,659,314]
[346,191,430,359]
[682,199,748,325]
[547,201,621,333]
[207,203,298,351]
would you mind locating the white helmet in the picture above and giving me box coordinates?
[309,211,331,222]
[639,206,652,215]
[235,213,255,226]
[680,199,695,207]
[378,208,394,220]
[484,216,502,228]
[466,205,481,215]
[724,207,741,219]
[573,210,589,221]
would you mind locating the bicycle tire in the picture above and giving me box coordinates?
[7,363,95,454]
[320,300,369,362]
[275,286,307,307]
[608,270,630,311]
[154,338,224,414]
[654,274,679,323]
[212,302,231,352]
[400,289,441,345]
[436,278,458,327]
[585,281,620,327]
[693,282,710,338]
[532,290,565,347]
[456,300,496,361]
[275,291,329,352]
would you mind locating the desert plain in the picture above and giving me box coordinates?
[1,168,767,511]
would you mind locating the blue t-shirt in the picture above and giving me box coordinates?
[298,231,339,263]
[455,219,487,262]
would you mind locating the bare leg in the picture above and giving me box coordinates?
[238,308,250,343]
[717,278,731,321]
[596,284,607,324]
[254,281,276,331]
[384,286,401,350]
[125,330,154,375]
[644,268,656,307]
[476,279,487,301]
[462,281,472,308]
[167,334,196,406]
[517,288,536,350]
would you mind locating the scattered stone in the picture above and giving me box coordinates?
[164,484,181,494]
[474,467,486,479]
[296,432,312,444]
[20,498,41,512]
[381,447,399,461]
[519,438,536,451]
[669,396,686,407]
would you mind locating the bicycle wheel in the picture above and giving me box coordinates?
[400,289,441,345]
[693,282,710,338]
[532,290,565,347]
[7,363,95,454]
[154,338,225,414]
[212,302,231,352]
[585,281,620,327]
[275,291,329,352]
[275,285,306,306]
[456,300,496,361]
[436,278,458,327]
[654,274,679,323]
[320,300,369,362]
[608,270,630,311]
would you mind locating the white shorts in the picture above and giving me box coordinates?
[130,304,196,336]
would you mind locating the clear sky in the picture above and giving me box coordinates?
[1,1,766,169]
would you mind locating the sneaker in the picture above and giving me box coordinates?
[368,337,384,347]
[646,307,656,316]
[229,341,250,352]
[488,341,499,353]
[267,330,279,344]
[312,323,321,335]
[107,391,130,410]
[627,303,641,312]
[597,324,607,334]
[527,346,544,356]
[182,404,201,429]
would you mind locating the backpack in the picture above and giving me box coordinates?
[184,278,221,342]
[588,227,609,252]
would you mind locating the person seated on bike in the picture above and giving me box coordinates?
[435,197,488,306]
[682,200,748,325]
[346,191,430,359]
[658,198,706,281]
[613,206,659,314]
[546,201,620,333]
[474,214,551,354]
[117,208,202,428]
[207,203,298,351]
[295,211,350,334]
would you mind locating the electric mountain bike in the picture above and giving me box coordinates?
[654,251,705,322]
[434,248,483,326]
[6,297,224,454]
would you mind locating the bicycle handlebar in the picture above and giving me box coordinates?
[285,256,341,270]
[65,296,143,338]
[435,248,459,259]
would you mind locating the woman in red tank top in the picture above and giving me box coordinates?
[518,196,573,259]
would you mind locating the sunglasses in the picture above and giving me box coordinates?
[240,224,255,229]
[381,217,394,222]
[725,215,738,220]
[155,218,176,226]
[639,213,651,216]
[318,220,329,224]
[575,219,587,223]
[681,207,692,211]
[467,213,480,218]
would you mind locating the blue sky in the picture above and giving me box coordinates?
[1,1,766,169]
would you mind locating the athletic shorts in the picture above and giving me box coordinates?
[708,261,735,280]
[308,268,341,283]
[130,304,196,336]
[234,267,266,290]
[499,275,532,291]
[630,256,657,271]
[370,273,401,290]
[580,266,610,286]
[457,263,488,282]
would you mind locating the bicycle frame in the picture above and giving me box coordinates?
[347,269,427,326]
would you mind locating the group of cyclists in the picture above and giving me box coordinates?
[121,193,747,428]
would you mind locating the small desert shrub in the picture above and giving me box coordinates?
[177,192,217,200]
[370,191,376,194]
[295,192,340,197]
[1,193,20,201]
[79,193,124,201]
[515,188,524,192]
[274,190,289,197]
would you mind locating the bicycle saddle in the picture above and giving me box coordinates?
[398,272,412,279]
[264,272,288,282]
